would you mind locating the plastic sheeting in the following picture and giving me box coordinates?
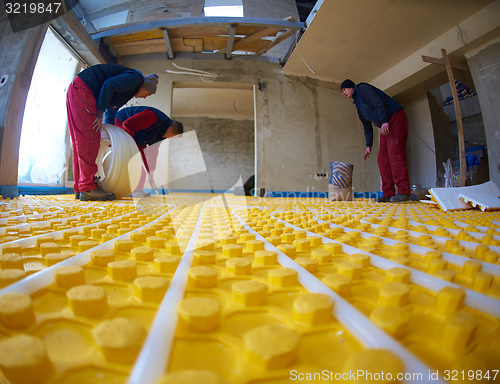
[18,28,78,185]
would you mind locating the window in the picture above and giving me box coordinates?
[204,0,243,17]
[18,27,79,185]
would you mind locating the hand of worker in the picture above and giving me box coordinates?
[381,122,390,136]
[362,147,371,160]
[92,117,103,132]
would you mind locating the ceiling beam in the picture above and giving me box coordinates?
[102,37,122,63]
[218,26,282,54]
[161,28,175,59]
[120,51,280,63]
[225,24,237,59]
[255,29,296,56]
[91,17,303,40]
[421,55,469,71]
[71,2,97,33]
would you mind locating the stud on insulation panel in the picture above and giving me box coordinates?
[293,293,333,326]
[243,325,299,369]
[322,274,351,297]
[268,267,297,287]
[93,317,147,363]
[177,297,221,332]
[0,334,53,384]
[134,276,169,303]
[232,280,268,306]
[67,285,108,317]
[226,258,252,275]
[0,293,36,329]
[54,266,85,289]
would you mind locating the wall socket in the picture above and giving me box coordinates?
[314,173,328,181]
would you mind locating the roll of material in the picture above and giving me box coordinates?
[329,161,354,201]
[329,185,353,201]
[96,124,142,199]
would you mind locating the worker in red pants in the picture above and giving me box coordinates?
[341,79,411,202]
[66,64,158,201]
[113,106,183,190]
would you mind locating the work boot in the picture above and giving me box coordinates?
[390,194,412,202]
[375,195,392,203]
[80,177,115,201]
[75,192,80,200]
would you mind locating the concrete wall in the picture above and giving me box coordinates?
[121,57,381,194]
[427,92,456,183]
[395,87,437,190]
[172,88,254,120]
[467,41,500,187]
[445,96,486,146]
[256,75,380,193]
[122,62,174,116]
[167,117,254,191]
[428,84,490,185]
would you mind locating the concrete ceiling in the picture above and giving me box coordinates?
[283,0,496,86]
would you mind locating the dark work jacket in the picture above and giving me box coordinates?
[352,83,403,148]
[77,64,144,120]
[115,106,173,147]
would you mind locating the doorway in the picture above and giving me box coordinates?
[428,76,489,187]
[169,82,255,193]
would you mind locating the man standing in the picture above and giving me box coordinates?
[341,79,411,202]
[113,106,183,190]
[66,64,158,201]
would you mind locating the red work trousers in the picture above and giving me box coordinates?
[66,77,99,193]
[114,119,159,191]
[377,110,411,196]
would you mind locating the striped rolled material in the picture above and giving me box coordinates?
[329,161,354,188]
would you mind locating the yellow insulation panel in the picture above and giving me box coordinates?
[0,195,498,383]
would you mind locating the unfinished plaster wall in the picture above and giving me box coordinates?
[167,117,254,191]
[122,62,173,116]
[252,73,380,194]
[427,92,456,182]
[467,41,500,187]
[395,87,437,190]
[257,76,380,194]
[122,57,381,194]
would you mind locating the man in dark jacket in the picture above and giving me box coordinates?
[341,79,411,202]
[114,106,183,190]
[66,64,158,201]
